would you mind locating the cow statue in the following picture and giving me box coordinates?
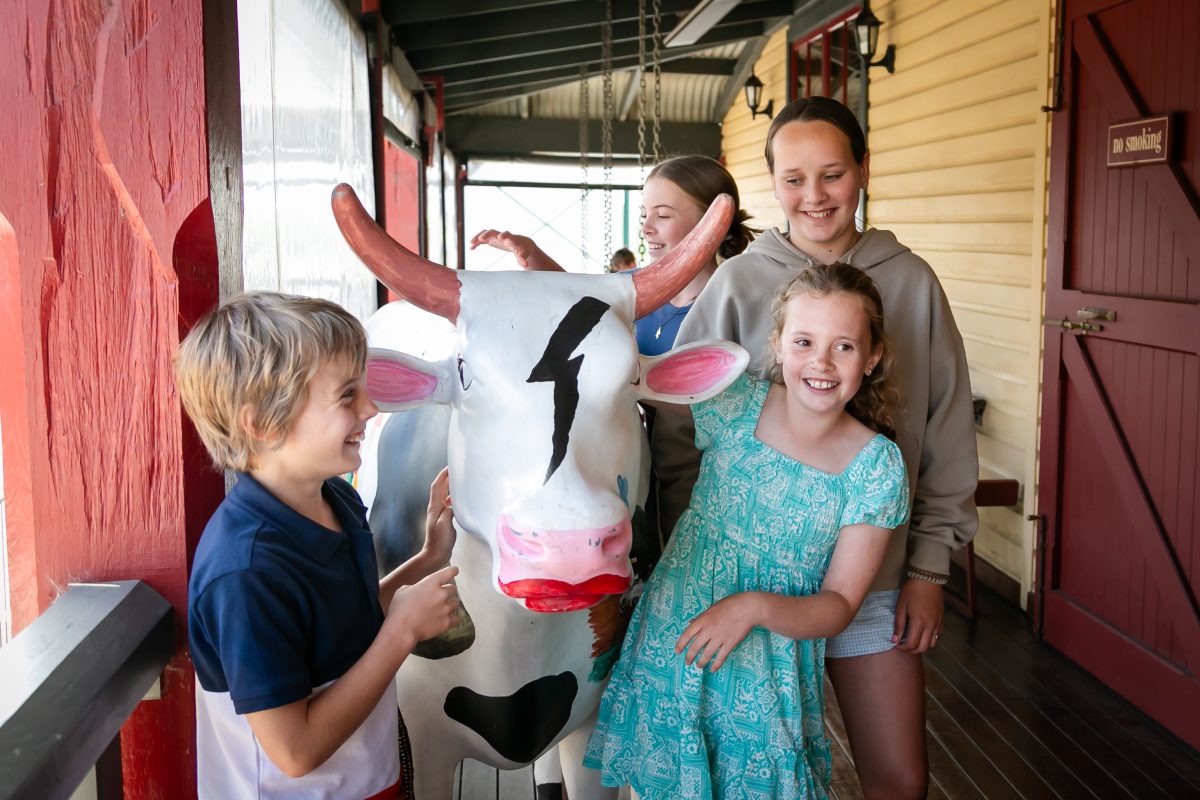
[331,184,748,799]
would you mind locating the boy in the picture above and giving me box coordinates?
[176,292,458,799]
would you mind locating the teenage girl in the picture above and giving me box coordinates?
[585,264,910,798]
[468,154,755,356]
[655,96,979,799]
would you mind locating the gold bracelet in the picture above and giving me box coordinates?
[906,566,949,586]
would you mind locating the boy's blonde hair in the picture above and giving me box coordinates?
[174,291,368,471]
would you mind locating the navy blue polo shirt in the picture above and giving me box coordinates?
[188,473,386,714]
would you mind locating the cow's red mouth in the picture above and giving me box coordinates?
[499,574,631,613]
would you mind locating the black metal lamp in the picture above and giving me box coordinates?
[852,6,896,74]
[744,72,774,119]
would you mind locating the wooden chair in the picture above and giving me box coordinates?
[945,478,1020,619]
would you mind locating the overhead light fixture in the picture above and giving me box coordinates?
[851,6,896,73]
[744,72,774,120]
[664,0,741,47]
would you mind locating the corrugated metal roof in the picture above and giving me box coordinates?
[392,2,795,158]
[458,41,748,124]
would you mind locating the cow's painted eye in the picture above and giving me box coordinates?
[457,356,473,390]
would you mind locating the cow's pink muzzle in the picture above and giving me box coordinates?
[496,514,633,613]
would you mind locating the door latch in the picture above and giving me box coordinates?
[1042,316,1102,334]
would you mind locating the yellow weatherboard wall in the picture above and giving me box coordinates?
[722,27,789,232]
[722,2,1054,600]
[868,0,1052,599]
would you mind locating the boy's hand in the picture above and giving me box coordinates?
[423,467,456,567]
[675,593,759,672]
[385,565,459,645]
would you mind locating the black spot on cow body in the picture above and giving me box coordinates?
[527,297,611,483]
[444,672,578,763]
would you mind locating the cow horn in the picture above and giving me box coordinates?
[331,183,461,322]
[631,193,734,320]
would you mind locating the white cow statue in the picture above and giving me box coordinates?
[331,184,748,799]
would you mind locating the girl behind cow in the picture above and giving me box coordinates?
[468,154,756,356]
[655,96,980,798]
[583,263,910,798]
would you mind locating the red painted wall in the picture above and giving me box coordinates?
[0,1,221,796]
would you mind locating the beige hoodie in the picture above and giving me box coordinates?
[653,227,979,589]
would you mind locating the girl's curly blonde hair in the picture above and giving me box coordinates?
[766,263,901,438]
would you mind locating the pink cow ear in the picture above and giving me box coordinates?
[638,340,749,405]
[366,348,449,411]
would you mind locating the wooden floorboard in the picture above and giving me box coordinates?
[442,585,1200,800]
[924,666,1023,799]
[926,720,987,800]
[941,603,1172,799]
[929,632,1129,799]
[949,591,1200,799]
[924,648,1094,799]
[924,661,1060,799]
[823,676,864,800]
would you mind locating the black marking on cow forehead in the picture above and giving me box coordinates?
[443,672,578,763]
[526,296,611,483]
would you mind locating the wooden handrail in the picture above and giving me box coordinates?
[0,580,173,800]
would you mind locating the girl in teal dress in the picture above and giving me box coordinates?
[584,263,910,799]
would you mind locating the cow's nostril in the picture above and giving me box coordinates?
[601,528,628,558]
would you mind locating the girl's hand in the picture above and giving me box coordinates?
[892,577,944,654]
[422,467,456,567]
[468,229,564,272]
[469,229,534,265]
[675,593,759,672]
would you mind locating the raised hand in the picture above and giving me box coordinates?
[469,229,538,267]
[468,229,563,272]
[423,466,456,567]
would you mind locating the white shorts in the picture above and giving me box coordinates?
[826,589,900,659]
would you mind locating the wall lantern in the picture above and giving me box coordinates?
[852,6,896,74]
[744,72,774,119]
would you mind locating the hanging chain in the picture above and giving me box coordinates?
[636,0,647,178]
[601,0,615,264]
[636,0,647,264]
[579,64,590,265]
[652,0,663,162]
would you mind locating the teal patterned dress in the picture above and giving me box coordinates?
[583,373,909,799]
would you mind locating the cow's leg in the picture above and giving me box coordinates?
[558,709,618,800]
[533,749,564,800]
[407,737,459,800]
[398,685,460,800]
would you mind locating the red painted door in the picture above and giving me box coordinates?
[1040,0,1200,749]
[382,137,422,303]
